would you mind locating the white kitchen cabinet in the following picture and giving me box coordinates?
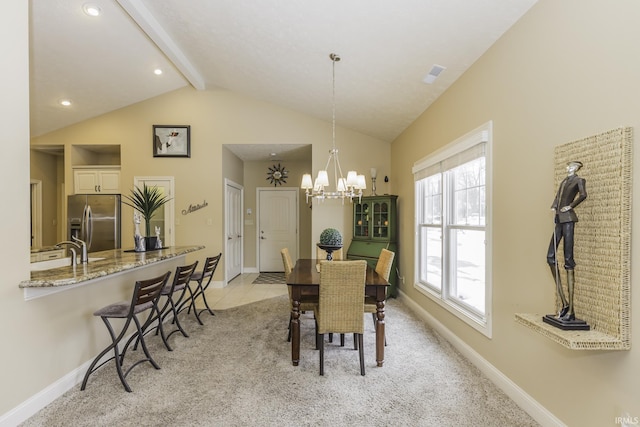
[31,249,65,262]
[74,169,120,194]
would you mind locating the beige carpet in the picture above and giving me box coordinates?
[21,295,539,426]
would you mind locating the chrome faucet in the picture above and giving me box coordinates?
[72,236,89,264]
[55,241,81,267]
[55,237,88,266]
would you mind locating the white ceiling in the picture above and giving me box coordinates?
[29,0,537,161]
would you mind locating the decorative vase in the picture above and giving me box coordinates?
[317,243,343,261]
[145,236,158,251]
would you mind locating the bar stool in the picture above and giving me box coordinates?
[81,271,170,392]
[179,253,221,325]
[154,261,199,351]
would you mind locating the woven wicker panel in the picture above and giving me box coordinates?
[549,127,632,349]
[317,260,367,334]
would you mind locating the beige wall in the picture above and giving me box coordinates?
[31,87,389,280]
[4,28,391,418]
[391,1,640,425]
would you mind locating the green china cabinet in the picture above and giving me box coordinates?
[347,195,398,297]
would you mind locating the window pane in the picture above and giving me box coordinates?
[448,229,485,313]
[420,174,442,224]
[419,225,442,290]
[451,157,485,226]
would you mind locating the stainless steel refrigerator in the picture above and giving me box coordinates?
[67,194,121,252]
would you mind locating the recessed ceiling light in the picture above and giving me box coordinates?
[154,68,163,75]
[83,4,102,17]
[59,99,72,107]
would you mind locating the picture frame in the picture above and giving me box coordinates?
[153,125,191,158]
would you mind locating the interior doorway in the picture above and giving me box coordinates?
[30,180,42,248]
[225,179,243,281]
[257,188,298,271]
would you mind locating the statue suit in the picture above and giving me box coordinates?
[546,162,587,321]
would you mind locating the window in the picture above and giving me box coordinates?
[413,122,492,337]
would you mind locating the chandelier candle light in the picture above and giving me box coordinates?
[301,53,366,204]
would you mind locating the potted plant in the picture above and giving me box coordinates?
[318,228,343,260]
[122,183,171,250]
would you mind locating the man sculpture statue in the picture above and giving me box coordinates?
[546,160,587,322]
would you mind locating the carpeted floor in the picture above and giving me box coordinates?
[20,295,539,427]
[252,272,286,284]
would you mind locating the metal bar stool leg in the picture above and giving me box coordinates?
[81,271,169,392]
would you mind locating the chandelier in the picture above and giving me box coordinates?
[301,53,366,204]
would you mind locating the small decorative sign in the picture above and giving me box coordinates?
[182,200,208,215]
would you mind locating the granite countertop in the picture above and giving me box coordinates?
[21,245,205,288]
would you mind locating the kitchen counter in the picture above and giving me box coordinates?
[20,245,204,299]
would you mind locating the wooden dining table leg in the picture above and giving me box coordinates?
[375,299,386,367]
[291,298,301,366]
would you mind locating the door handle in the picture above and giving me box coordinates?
[237,234,242,238]
[228,236,232,240]
[260,236,266,240]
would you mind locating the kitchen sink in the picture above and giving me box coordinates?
[30,257,105,271]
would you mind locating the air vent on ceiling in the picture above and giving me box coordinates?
[423,64,446,84]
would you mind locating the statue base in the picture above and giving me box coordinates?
[542,314,590,331]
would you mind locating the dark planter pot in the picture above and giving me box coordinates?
[144,236,158,251]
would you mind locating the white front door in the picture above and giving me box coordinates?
[225,180,243,281]
[258,188,298,272]
[133,177,175,246]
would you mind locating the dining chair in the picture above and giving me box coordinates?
[316,246,343,261]
[179,253,221,324]
[282,248,317,342]
[81,271,170,392]
[364,248,395,346]
[315,260,367,376]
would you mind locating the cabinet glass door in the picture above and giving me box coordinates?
[354,202,369,237]
[372,201,389,238]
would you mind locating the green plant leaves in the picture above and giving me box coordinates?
[122,183,171,236]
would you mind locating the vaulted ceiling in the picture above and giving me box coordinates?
[30,0,537,159]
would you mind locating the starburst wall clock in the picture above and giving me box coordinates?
[266,163,288,186]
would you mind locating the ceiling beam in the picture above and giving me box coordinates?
[116,0,206,90]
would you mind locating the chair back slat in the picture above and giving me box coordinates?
[317,260,367,334]
[375,248,395,282]
[281,248,294,280]
[134,271,171,309]
[202,253,222,277]
[170,261,199,291]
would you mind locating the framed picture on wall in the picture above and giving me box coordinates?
[153,125,191,158]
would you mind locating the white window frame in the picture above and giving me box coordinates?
[412,121,493,337]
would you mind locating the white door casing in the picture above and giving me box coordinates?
[133,177,175,246]
[225,179,243,281]
[258,188,298,272]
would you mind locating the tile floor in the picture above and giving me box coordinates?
[203,273,288,310]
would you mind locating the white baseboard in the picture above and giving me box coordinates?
[0,356,96,427]
[397,290,566,427]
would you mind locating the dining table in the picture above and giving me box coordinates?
[286,258,390,367]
